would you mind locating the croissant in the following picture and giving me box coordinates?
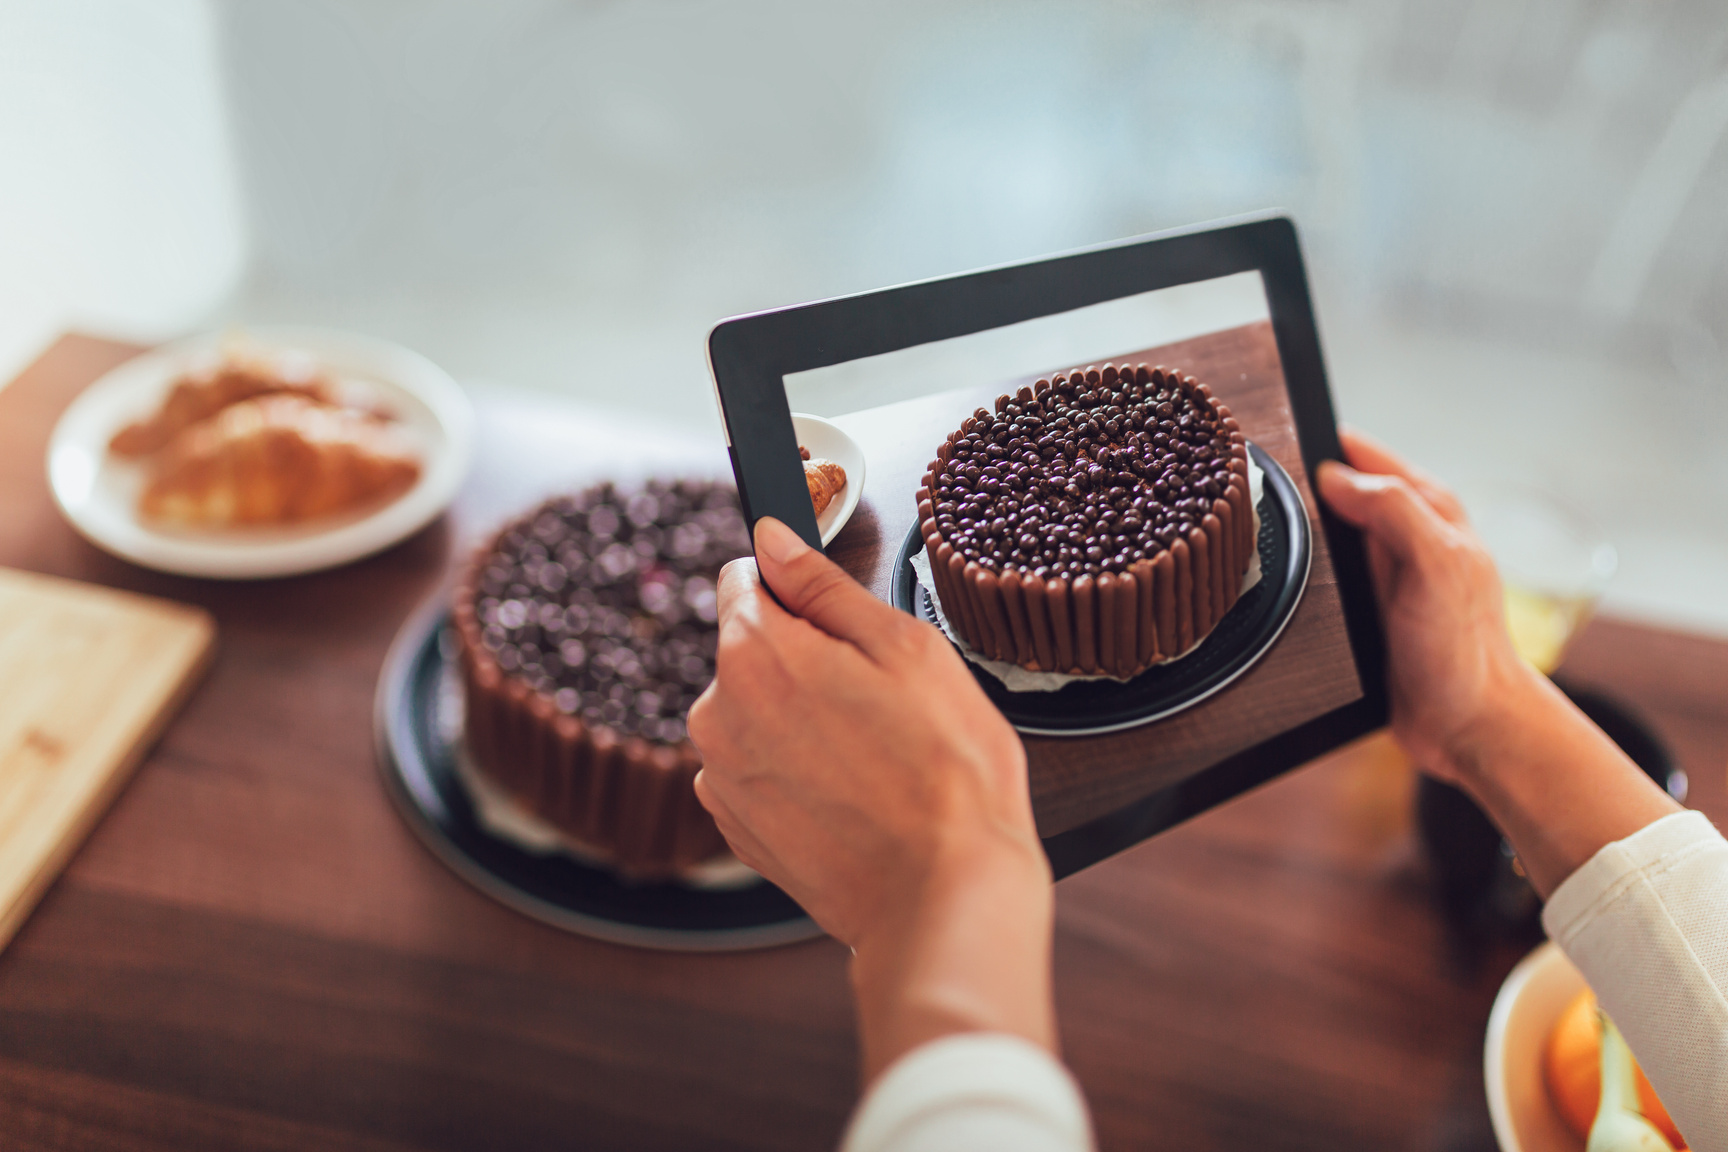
[804,457,847,517]
[139,394,421,528]
[110,357,333,457]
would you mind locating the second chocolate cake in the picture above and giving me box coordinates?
[917,362,1253,677]
[453,480,749,878]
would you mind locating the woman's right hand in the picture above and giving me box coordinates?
[1317,427,1677,897]
[1316,428,1537,784]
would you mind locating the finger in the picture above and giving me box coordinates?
[1365,536,1396,596]
[692,769,773,875]
[685,682,718,754]
[713,555,769,633]
[752,517,907,657]
[709,550,875,683]
[1337,427,1469,526]
[1318,461,1454,569]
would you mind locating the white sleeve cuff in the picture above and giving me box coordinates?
[1540,809,1728,1152]
[841,1033,1095,1152]
[1542,810,1725,946]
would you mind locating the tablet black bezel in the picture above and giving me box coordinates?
[707,212,1389,878]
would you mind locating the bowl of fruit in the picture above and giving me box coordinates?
[1486,942,1687,1151]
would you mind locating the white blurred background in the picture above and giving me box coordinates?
[3,0,1725,631]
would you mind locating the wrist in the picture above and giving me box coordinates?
[851,824,1050,978]
[849,828,1054,1085]
[1432,654,1551,791]
[1427,660,1681,898]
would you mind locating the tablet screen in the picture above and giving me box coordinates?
[774,268,1365,832]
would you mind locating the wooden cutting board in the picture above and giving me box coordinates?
[0,567,215,949]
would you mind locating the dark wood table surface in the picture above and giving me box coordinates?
[1,335,1724,1152]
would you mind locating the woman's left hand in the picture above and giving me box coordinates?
[688,517,1055,1082]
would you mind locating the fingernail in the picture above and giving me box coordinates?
[754,517,811,566]
[1317,461,1367,502]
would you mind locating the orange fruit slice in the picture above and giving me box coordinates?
[1544,987,1686,1148]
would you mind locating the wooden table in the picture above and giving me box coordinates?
[1,335,1724,1151]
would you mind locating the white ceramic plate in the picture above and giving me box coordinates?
[48,327,474,579]
[791,413,864,547]
[1485,942,1588,1152]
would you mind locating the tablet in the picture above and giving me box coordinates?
[707,213,1388,876]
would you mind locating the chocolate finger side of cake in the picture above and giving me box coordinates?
[452,481,746,877]
[917,363,1252,677]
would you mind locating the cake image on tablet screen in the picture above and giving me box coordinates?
[453,481,749,877]
[917,363,1253,677]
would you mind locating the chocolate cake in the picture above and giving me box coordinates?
[453,480,750,877]
[917,362,1253,677]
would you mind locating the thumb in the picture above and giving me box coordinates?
[753,516,901,654]
[1318,460,1451,569]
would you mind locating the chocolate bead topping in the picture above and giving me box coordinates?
[472,480,749,742]
[929,364,1240,578]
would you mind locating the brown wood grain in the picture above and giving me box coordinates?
[827,321,1362,835]
[0,334,1723,1152]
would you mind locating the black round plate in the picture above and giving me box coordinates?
[892,442,1311,736]
[375,604,822,951]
